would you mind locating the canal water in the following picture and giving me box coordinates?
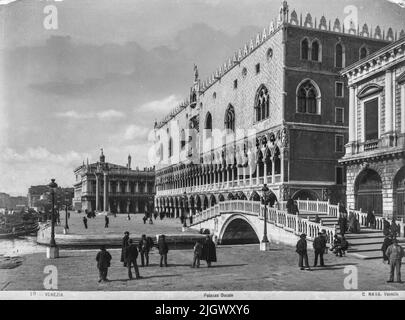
[0,237,45,256]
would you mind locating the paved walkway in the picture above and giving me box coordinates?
[55,213,190,236]
[1,243,404,291]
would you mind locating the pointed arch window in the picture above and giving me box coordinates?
[335,43,344,68]
[311,40,320,61]
[205,112,212,138]
[168,137,173,158]
[296,80,321,114]
[301,38,309,60]
[255,85,270,122]
[224,105,235,132]
[360,46,368,60]
[180,129,186,150]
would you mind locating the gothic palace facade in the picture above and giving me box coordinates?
[152,1,404,218]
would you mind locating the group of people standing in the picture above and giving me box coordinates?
[95,232,218,283]
[295,232,328,270]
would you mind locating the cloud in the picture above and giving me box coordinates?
[123,125,150,141]
[387,0,405,8]
[138,95,183,114]
[0,147,90,195]
[55,109,125,121]
[0,0,19,5]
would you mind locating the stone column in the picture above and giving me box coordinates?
[249,165,253,186]
[348,86,356,143]
[264,162,268,184]
[385,69,393,134]
[135,200,139,213]
[95,175,100,211]
[271,157,276,181]
[280,151,285,183]
[103,172,108,212]
[226,167,230,188]
[401,84,405,134]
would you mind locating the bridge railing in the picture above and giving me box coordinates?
[278,199,339,217]
[261,206,336,244]
[192,200,336,244]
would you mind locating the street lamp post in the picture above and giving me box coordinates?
[182,192,188,231]
[260,184,271,251]
[47,178,59,259]
[64,192,69,234]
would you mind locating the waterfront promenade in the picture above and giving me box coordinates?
[0,213,404,292]
[0,242,403,292]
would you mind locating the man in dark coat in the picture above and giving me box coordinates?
[83,216,88,229]
[313,232,327,267]
[120,231,130,267]
[366,210,376,229]
[338,214,347,236]
[382,236,393,264]
[286,197,294,214]
[391,218,400,238]
[202,235,217,267]
[125,239,141,280]
[104,215,109,228]
[96,245,112,283]
[138,234,151,267]
[383,218,391,236]
[296,234,310,271]
[158,235,169,267]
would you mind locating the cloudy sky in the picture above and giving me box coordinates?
[0,0,404,195]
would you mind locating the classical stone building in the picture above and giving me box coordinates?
[153,1,403,217]
[73,150,155,214]
[340,37,405,218]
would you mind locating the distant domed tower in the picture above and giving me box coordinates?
[100,148,105,163]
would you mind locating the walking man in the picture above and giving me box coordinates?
[313,232,327,267]
[192,240,202,268]
[296,234,311,271]
[96,245,112,283]
[158,234,169,267]
[125,239,141,280]
[83,216,88,229]
[202,235,217,267]
[105,215,109,228]
[138,234,151,267]
[121,231,130,267]
[386,239,404,283]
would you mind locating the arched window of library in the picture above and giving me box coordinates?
[255,85,270,122]
[296,80,321,114]
[224,105,235,133]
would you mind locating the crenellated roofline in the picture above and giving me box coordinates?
[154,0,404,130]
